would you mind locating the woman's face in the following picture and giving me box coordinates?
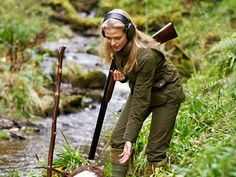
[104,28,128,52]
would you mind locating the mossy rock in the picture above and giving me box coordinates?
[47,0,77,16]
[61,95,83,114]
[86,47,99,55]
[46,0,150,32]
[86,89,102,102]
[72,70,106,89]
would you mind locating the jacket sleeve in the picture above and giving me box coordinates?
[123,56,157,143]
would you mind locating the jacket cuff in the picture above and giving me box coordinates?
[120,75,128,83]
[123,134,136,143]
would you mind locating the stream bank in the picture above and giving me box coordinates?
[0,34,129,175]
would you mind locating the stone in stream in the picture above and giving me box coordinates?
[0,118,14,129]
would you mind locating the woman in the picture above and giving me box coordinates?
[101,9,185,176]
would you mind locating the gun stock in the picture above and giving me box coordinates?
[88,23,178,160]
[152,22,178,44]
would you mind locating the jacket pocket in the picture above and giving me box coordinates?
[165,79,185,104]
[150,89,167,106]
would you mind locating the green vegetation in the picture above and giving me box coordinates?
[130,36,236,176]
[0,0,101,119]
[0,0,235,176]
[0,0,50,70]
[0,0,53,118]
[0,130,9,140]
[0,60,53,117]
[53,134,89,172]
[98,0,236,176]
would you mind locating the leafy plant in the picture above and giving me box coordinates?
[53,132,89,172]
[209,37,236,53]
[186,139,236,177]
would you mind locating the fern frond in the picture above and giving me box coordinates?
[208,37,236,53]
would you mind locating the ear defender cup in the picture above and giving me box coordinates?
[102,29,106,38]
[102,12,136,40]
[125,23,135,40]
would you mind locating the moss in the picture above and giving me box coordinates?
[49,0,77,15]
[61,95,83,114]
[0,130,10,140]
[72,70,106,89]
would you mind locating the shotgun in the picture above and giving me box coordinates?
[88,22,178,160]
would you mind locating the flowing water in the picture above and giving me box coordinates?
[0,35,129,175]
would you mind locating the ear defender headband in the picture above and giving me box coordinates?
[102,12,136,40]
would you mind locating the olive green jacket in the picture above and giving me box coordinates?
[114,47,185,143]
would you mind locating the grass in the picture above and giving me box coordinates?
[0,61,53,118]
[1,0,236,176]
[52,132,89,173]
[40,1,236,176]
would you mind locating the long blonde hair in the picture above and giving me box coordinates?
[101,9,160,73]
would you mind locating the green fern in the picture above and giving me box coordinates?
[209,37,236,53]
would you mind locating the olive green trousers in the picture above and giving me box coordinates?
[110,94,180,162]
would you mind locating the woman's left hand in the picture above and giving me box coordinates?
[119,141,132,164]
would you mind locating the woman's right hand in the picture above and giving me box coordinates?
[112,70,126,81]
[119,141,132,164]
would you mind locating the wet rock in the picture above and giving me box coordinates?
[42,86,101,115]
[0,118,14,129]
[62,123,70,127]
[81,97,93,108]
[0,117,47,140]
[86,89,102,102]
[9,132,26,140]
[9,127,26,140]
[16,121,47,133]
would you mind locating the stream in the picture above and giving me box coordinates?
[0,35,129,175]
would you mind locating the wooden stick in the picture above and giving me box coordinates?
[47,46,66,177]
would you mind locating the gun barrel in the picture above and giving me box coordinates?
[152,22,178,44]
[88,60,116,160]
